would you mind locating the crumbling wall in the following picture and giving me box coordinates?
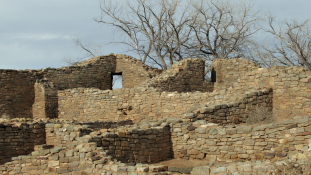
[98,125,172,164]
[0,70,41,118]
[32,80,58,119]
[45,120,133,148]
[143,58,208,92]
[171,116,311,163]
[57,88,272,124]
[74,54,162,89]
[219,66,311,119]
[183,89,273,125]
[211,58,261,91]
[57,88,215,122]
[0,122,46,165]
[42,59,114,90]
[0,141,170,175]
[114,54,163,89]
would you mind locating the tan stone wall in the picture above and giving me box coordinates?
[0,122,46,165]
[211,58,261,91]
[184,89,273,125]
[45,120,133,148]
[172,116,311,162]
[57,87,215,122]
[219,66,311,118]
[0,70,40,118]
[143,58,208,92]
[32,81,58,119]
[0,141,170,175]
[98,125,172,164]
[74,54,162,89]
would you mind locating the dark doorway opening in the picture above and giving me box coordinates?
[211,68,216,82]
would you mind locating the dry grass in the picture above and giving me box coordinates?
[245,105,274,124]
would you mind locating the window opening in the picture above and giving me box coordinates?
[211,67,216,82]
[112,72,122,89]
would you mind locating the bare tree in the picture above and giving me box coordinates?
[262,17,311,70]
[95,0,198,70]
[62,34,103,66]
[95,0,263,75]
[61,35,122,88]
[187,0,263,61]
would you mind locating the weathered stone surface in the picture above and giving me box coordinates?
[192,166,210,175]
[211,167,226,174]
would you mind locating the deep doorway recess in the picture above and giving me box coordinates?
[112,72,122,89]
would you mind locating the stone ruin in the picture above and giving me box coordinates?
[0,53,311,174]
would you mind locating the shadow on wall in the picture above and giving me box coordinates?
[88,125,173,164]
[0,123,46,165]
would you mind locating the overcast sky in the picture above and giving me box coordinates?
[1,0,311,70]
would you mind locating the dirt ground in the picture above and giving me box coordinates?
[155,158,211,174]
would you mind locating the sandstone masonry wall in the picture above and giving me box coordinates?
[219,65,311,118]
[97,125,172,164]
[74,54,163,89]
[211,58,261,91]
[0,141,170,175]
[143,58,208,92]
[0,54,162,119]
[0,122,46,165]
[57,87,218,122]
[187,89,273,125]
[171,116,311,163]
[45,120,133,148]
[0,70,41,118]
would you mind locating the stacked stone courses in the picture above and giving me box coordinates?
[0,122,46,165]
[3,55,311,174]
[171,116,311,162]
[2,116,311,174]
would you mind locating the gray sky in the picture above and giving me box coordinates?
[1,0,310,70]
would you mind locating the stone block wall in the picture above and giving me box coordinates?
[211,58,261,91]
[171,116,311,163]
[0,141,170,175]
[143,58,208,92]
[220,66,311,118]
[184,89,273,125]
[45,120,133,148]
[0,70,41,118]
[74,54,163,89]
[91,125,172,164]
[0,122,46,165]
[57,87,219,122]
[45,123,83,148]
[0,54,163,119]
[32,80,58,119]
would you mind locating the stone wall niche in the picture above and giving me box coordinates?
[32,80,58,119]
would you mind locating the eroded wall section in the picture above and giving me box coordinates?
[211,58,261,91]
[0,122,46,165]
[143,58,207,92]
[0,70,41,118]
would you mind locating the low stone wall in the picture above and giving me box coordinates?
[183,89,273,125]
[45,120,133,148]
[220,65,311,119]
[0,69,41,118]
[211,58,261,91]
[143,58,208,92]
[57,87,218,122]
[0,137,170,175]
[171,116,311,163]
[90,124,172,164]
[0,122,46,165]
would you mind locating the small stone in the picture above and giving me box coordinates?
[211,167,226,174]
[192,166,210,175]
